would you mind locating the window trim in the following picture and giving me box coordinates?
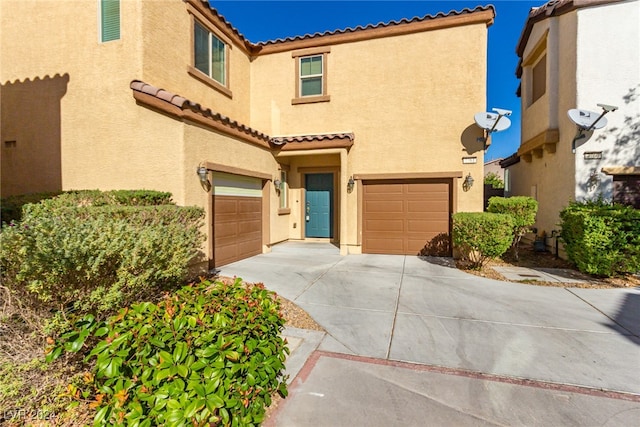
[188,13,232,98]
[99,0,120,43]
[292,47,331,105]
[530,54,546,105]
[522,31,548,107]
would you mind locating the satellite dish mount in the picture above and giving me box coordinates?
[568,103,617,153]
[474,108,512,150]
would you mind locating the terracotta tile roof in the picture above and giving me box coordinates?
[187,0,253,48]
[270,133,354,145]
[130,80,270,144]
[253,5,495,46]
[130,80,355,151]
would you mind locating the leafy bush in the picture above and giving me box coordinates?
[48,278,289,426]
[484,172,505,189]
[560,201,640,276]
[452,212,514,268]
[0,192,204,332]
[487,196,538,259]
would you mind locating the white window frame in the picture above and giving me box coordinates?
[194,20,227,87]
[279,170,288,210]
[299,55,324,97]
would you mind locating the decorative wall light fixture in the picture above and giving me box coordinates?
[273,178,282,193]
[462,173,474,192]
[197,165,211,191]
[347,176,355,193]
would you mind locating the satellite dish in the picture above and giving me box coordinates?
[473,108,512,149]
[474,112,511,132]
[568,109,608,130]
[568,103,617,153]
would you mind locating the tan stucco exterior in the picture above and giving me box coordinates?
[508,0,640,255]
[1,0,493,263]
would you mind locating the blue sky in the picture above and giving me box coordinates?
[212,0,543,161]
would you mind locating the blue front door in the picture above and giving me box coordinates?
[305,173,333,238]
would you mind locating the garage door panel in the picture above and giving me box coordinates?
[365,238,405,254]
[365,219,404,232]
[365,200,404,213]
[363,180,451,256]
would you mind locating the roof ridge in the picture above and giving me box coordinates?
[253,5,495,46]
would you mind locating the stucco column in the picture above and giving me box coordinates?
[339,148,349,255]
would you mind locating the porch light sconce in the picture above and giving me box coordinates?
[273,178,282,193]
[347,176,355,193]
[462,173,474,192]
[197,165,211,192]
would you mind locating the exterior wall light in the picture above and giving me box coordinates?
[462,173,474,192]
[274,178,282,192]
[347,176,355,193]
[197,165,211,191]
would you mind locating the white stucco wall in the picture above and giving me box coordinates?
[574,0,640,202]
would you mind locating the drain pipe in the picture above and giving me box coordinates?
[551,230,559,259]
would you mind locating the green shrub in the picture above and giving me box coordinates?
[0,193,204,332]
[48,278,289,426]
[560,201,640,276]
[487,196,538,259]
[452,212,514,269]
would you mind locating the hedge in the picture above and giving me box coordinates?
[452,212,514,269]
[559,201,640,276]
[0,191,204,332]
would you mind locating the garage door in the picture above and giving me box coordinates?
[212,173,263,267]
[362,179,452,256]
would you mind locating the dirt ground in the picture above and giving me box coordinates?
[458,246,640,289]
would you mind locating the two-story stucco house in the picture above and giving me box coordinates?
[1,0,494,268]
[502,0,640,252]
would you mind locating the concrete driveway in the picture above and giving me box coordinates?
[221,242,640,425]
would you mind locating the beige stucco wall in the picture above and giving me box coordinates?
[512,11,579,246]
[251,23,488,248]
[139,0,252,124]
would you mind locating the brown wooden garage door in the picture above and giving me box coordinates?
[362,179,452,256]
[212,173,263,267]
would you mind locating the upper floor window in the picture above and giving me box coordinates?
[292,47,330,105]
[194,20,226,86]
[100,0,120,42]
[531,54,546,105]
[300,55,323,96]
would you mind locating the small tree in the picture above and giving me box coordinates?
[484,172,505,189]
[487,196,538,260]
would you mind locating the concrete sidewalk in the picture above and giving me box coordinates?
[221,242,640,425]
[267,352,640,427]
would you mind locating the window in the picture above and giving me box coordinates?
[531,54,546,104]
[300,55,323,97]
[279,170,288,210]
[292,47,330,104]
[100,0,120,42]
[194,20,226,86]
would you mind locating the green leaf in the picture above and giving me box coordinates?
[155,368,172,382]
[177,364,189,378]
[94,406,110,425]
[95,326,109,337]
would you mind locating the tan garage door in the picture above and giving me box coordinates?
[362,179,452,256]
[212,173,262,267]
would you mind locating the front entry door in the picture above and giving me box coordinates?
[305,173,333,238]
